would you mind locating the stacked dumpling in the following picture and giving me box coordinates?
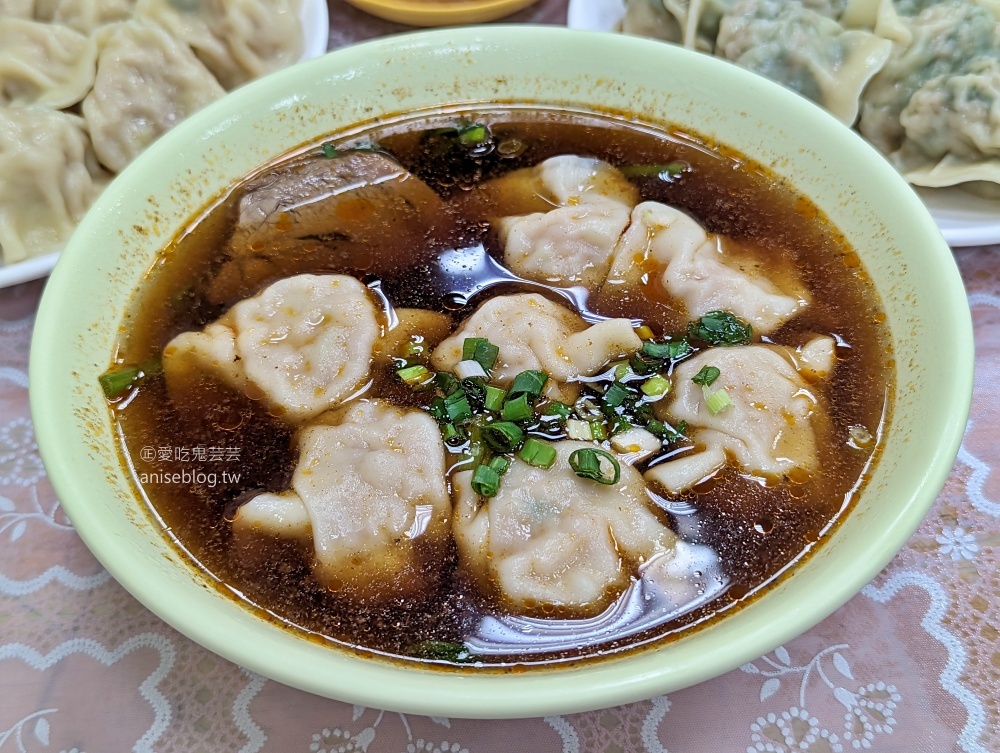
[0,0,305,265]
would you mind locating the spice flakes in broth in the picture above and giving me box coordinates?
[104,107,892,667]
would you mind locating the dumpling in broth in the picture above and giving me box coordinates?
[82,20,225,173]
[603,201,808,334]
[34,0,136,33]
[0,0,33,17]
[233,400,451,602]
[0,107,107,263]
[163,274,380,423]
[135,0,302,89]
[452,439,679,615]
[646,336,836,493]
[491,155,638,289]
[431,293,642,401]
[0,19,97,108]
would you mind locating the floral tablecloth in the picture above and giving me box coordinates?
[1,2,998,751]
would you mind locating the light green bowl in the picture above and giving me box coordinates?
[30,27,973,718]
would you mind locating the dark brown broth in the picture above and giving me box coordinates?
[110,108,892,667]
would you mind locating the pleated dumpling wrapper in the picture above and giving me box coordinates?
[163,274,380,423]
[233,399,451,601]
[646,336,836,494]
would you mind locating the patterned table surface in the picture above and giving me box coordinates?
[2,2,998,752]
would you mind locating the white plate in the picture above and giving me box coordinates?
[567,0,1000,248]
[0,0,329,290]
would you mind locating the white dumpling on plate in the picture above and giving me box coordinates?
[232,399,451,601]
[431,293,642,401]
[452,439,679,615]
[0,19,97,108]
[646,335,836,493]
[34,0,136,33]
[82,20,225,173]
[603,201,808,334]
[163,274,381,422]
[0,107,107,264]
[135,0,303,89]
[496,155,639,289]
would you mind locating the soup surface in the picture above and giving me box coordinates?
[106,107,892,666]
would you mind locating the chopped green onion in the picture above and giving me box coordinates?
[428,397,448,422]
[603,383,632,409]
[413,640,476,663]
[634,324,655,340]
[471,463,501,498]
[481,421,525,453]
[692,366,721,386]
[444,391,472,423]
[441,423,464,444]
[502,394,533,422]
[704,386,735,416]
[508,370,548,401]
[99,367,141,400]
[404,338,425,357]
[629,351,658,375]
[614,362,631,382]
[590,421,608,440]
[460,377,487,406]
[641,375,671,397]
[518,438,556,468]
[487,455,510,475]
[687,311,752,346]
[435,371,460,395]
[641,341,673,360]
[455,360,488,380]
[543,401,572,420]
[396,364,433,386]
[566,419,593,441]
[569,448,621,485]
[633,402,655,423]
[646,419,687,442]
[574,396,604,421]
[667,339,693,359]
[610,415,633,435]
[484,386,507,413]
[458,123,488,145]
[462,337,499,372]
[321,143,340,158]
[620,162,687,179]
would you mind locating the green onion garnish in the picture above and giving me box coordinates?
[428,397,448,422]
[518,438,556,469]
[646,419,687,442]
[508,370,548,401]
[488,455,510,475]
[640,341,673,360]
[629,351,658,375]
[484,385,507,412]
[502,394,533,422]
[641,375,671,397]
[668,339,693,359]
[435,371,460,395]
[603,383,632,408]
[396,364,433,387]
[444,391,472,423]
[687,311,752,346]
[614,362,631,382]
[566,419,593,441]
[590,421,608,441]
[321,143,340,158]
[99,367,141,400]
[458,124,488,145]
[462,337,499,372]
[414,640,476,663]
[704,386,735,416]
[542,401,572,420]
[620,162,687,179]
[481,421,525,453]
[441,423,464,443]
[692,366,721,386]
[471,463,500,497]
[460,377,487,407]
[568,448,621,485]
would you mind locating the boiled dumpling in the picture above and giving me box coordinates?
[604,201,808,334]
[135,0,302,89]
[496,156,638,289]
[0,107,107,263]
[209,150,447,303]
[233,400,450,601]
[0,19,97,108]
[34,0,136,33]
[82,20,225,173]
[163,274,380,422]
[0,0,33,17]
[453,439,679,615]
[431,293,642,400]
[646,335,836,493]
[717,0,892,125]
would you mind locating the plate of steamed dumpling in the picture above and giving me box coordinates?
[568,0,1000,247]
[0,0,329,287]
